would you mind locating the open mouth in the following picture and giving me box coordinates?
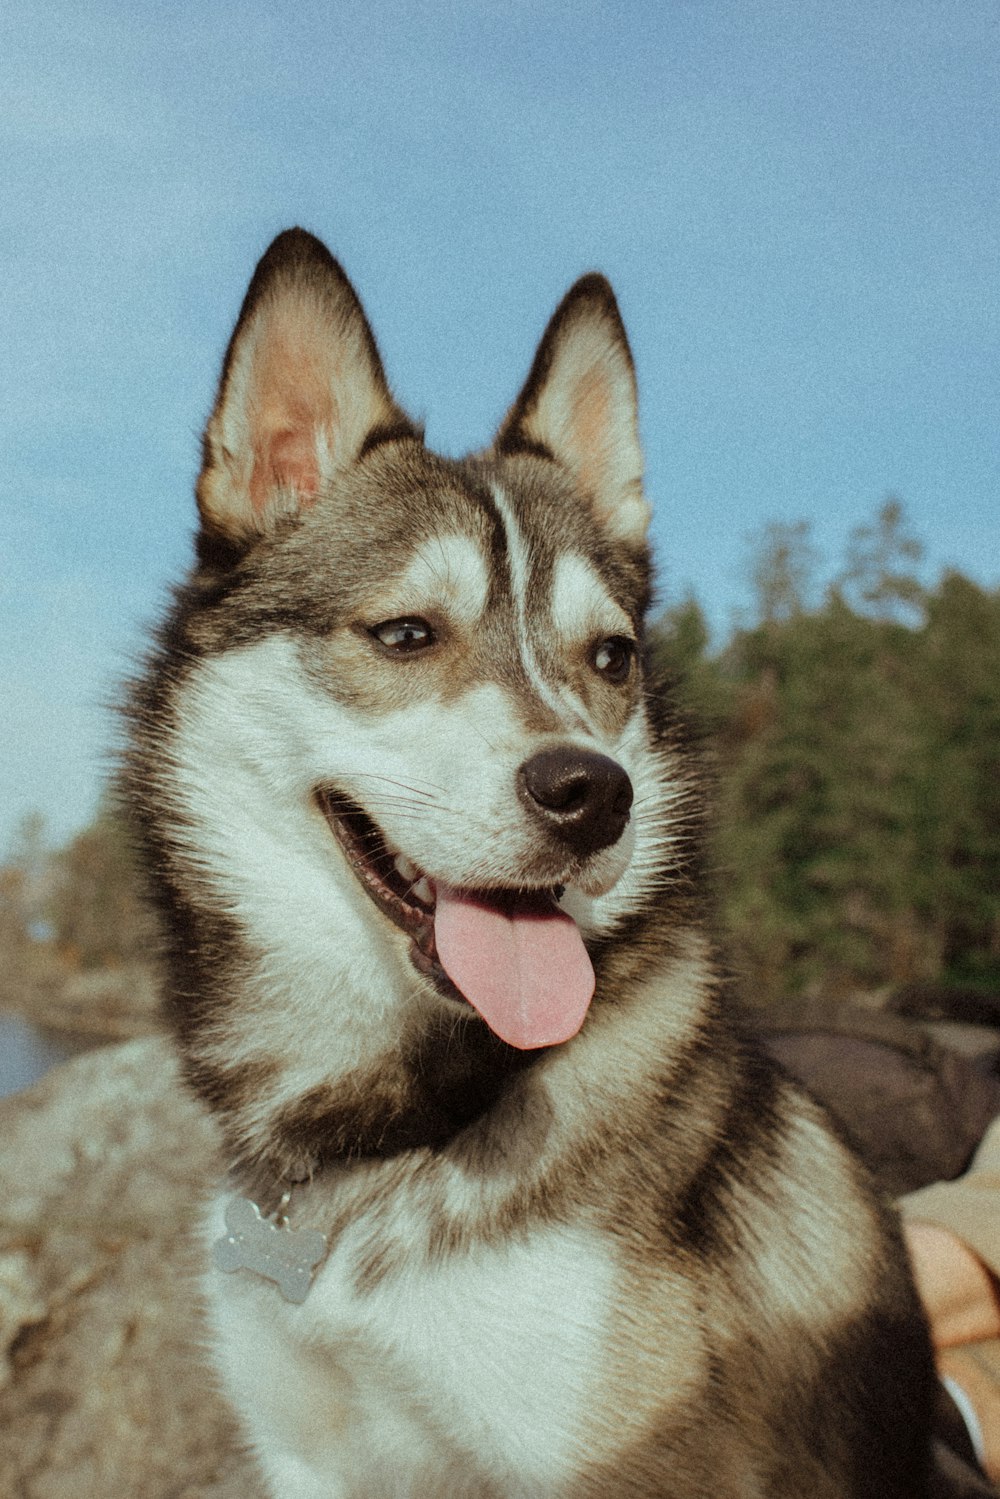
[316,789,596,1051]
[316,788,442,970]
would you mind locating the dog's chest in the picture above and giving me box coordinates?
[207,1191,616,1496]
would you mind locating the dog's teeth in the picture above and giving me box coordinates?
[395,854,419,882]
[411,877,433,905]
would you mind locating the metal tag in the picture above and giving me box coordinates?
[212,1195,328,1304]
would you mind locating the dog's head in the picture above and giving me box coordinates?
[131,231,699,1163]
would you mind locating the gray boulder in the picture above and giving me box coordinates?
[0,1038,263,1497]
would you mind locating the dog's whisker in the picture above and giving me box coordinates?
[348,774,446,798]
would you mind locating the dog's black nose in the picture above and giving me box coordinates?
[518,747,633,857]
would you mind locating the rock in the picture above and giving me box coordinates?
[0,1248,45,1387]
[0,1038,265,1498]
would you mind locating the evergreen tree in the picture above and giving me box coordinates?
[915,572,1000,989]
[713,600,929,997]
[649,595,730,731]
[748,519,819,624]
[688,502,985,1001]
[837,497,926,622]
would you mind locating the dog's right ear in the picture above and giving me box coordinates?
[196,229,415,550]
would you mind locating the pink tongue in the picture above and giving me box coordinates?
[433,884,595,1050]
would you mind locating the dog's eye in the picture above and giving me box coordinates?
[370,617,435,653]
[593,635,636,684]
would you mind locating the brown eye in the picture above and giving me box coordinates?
[370,617,435,652]
[593,635,635,684]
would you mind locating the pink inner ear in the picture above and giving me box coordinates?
[246,330,337,514]
[250,424,323,513]
[568,367,612,496]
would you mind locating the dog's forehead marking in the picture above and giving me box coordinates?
[490,482,609,737]
[549,553,632,641]
[489,483,581,722]
[377,532,490,627]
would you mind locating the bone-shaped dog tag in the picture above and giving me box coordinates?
[212,1196,328,1304]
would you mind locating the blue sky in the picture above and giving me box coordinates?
[2,0,998,849]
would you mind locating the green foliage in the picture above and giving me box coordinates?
[654,501,1000,1002]
[837,498,926,622]
[649,594,730,732]
[747,519,820,623]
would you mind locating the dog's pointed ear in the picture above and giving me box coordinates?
[494,275,650,548]
[197,229,415,547]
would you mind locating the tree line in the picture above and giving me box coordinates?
[654,501,1000,1003]
[3,500,998,1009]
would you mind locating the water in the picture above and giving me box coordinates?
[0,1014,79,1099]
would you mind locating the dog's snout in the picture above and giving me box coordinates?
[518,747,633,857]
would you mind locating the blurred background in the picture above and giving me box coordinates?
[3,0,999,1091]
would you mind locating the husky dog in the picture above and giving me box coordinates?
[124,229,934,1498]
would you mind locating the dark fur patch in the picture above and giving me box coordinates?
[668,1034,787,1259]
[269,1012,541,1170]
[578,1277,934,1499]
[795,1299,936,1498]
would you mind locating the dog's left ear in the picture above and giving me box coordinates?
[495,275,650,548]
[197,228,416,548]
